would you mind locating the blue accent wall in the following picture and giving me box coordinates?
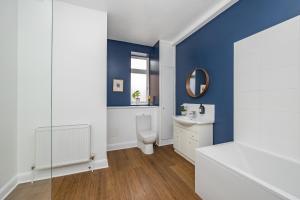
[176,0,300,144]
[107,40,153,106]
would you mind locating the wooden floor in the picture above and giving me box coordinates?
[7,145,201,200]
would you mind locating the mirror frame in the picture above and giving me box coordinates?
[185,68,209,98]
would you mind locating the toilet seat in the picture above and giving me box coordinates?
[138,131,157,144]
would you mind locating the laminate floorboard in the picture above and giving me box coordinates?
[6,145,201,200]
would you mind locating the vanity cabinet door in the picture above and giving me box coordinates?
[186,138,198,161]
[173,127,180,150]
[180,129,190,154]
[173,121,213,163]
[174,125,184,152]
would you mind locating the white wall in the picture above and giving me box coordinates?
[17,0,52,176]
[17,0,108,180]
[52,1,107,164]
[107,107,158,151]
[0,0,18,198]
[234,16,300,161]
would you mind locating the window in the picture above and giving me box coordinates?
[131,55,149,105]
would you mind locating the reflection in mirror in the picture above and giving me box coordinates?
[186,68,209,98]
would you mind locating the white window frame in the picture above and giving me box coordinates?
[130,55,149,105]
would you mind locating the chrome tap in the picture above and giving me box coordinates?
[188,111,197,119]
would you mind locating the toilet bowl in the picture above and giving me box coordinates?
[136,114,157,154]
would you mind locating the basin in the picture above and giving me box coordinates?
[173,116,213,126]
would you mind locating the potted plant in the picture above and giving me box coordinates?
[180,106,187,116]
[132,90,141,104]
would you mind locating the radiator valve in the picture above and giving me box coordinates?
[90,153,95,161]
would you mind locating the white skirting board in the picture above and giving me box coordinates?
[107,141,137,151]
[0,159,108,200]
[158,139,174,146]
[0,176,18,200]
[107,139,173,151]
[18,159,108,183]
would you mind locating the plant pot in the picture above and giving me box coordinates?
[136,98,140,105]
[181,111,187,116]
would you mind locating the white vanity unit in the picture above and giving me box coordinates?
[173,104,214,163]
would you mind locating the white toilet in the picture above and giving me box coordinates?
[136,114,157,154]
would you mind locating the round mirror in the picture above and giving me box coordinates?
[186,68,209,98]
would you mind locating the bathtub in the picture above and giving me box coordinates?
[195,142,300,200]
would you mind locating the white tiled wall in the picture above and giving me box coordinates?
[234,16,300,161]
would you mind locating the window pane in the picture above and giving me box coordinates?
[131,73,147,103]
[131,58,147,70]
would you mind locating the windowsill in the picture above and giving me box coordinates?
[107,105,159,109]
[130,103,148,106]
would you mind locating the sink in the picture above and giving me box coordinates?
[173,116,196,126]
[173,116,213,126]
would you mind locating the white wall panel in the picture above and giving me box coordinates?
[17,0,53,176]
[234,16,300,161]
[52,1,107,164]
[0,0,18,198]
[107,107,159,151]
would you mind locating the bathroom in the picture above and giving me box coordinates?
[0,0,300,200]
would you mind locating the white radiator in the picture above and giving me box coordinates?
[35,124,91,170]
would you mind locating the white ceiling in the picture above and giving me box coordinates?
[60,0,238,46]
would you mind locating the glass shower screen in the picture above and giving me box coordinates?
[0,0,53,199]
